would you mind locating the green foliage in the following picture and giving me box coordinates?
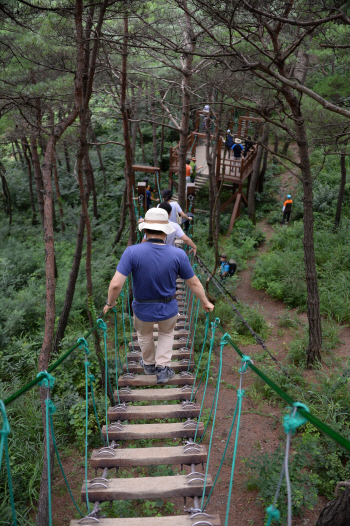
[245,440,319,521]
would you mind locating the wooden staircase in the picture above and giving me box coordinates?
[70,279,220,525]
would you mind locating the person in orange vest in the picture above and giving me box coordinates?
[282,195,293,225]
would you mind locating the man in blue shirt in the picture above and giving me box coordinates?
[103,208,214,384]
[219,253,230,280]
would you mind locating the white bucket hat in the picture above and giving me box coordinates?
[235,138,242,144]
[139,208,175,235]
[227,129,231,133]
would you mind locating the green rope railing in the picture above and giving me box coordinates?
[0,400,17,525]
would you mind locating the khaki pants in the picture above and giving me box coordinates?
[133,314,178,367]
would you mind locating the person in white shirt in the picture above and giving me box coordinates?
[140,202,197,255]
[160,189,193,224]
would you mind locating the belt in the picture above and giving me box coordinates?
[134,296,175,304]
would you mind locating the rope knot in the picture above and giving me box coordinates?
[97,318,108,333]
[239,355,253,373]
[220,332,231,346]
[283,402,309,434]
[237,389,245,399]
[37,371,55,389]
[46,399,57,415]
[77,337,89,354]
[111,306,117,313]
[120,289,124,298]
[266,505,280,522]
[88,374,96,382]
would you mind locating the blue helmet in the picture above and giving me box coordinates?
[287,194,292,198]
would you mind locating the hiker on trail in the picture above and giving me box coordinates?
[218,253,237,280]
[140,202,197,255]
[243,136,253,157]
[231,138,244,159]
[225,130,234,158]
[282,195,293,225]
[146,186,159,210]
[161,189,193,224]
[186,159,193,185]
[189,157,203,183]
[219,253,230,279]
[103,208,214,384]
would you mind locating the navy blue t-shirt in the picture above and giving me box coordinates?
[117,242,195,321]
[146,190,151,209]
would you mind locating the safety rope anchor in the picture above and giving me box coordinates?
[183,418,198,428]
[111,403,128,412]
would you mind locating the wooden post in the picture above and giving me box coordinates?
[186,183,195,213]
[137,182,146,215]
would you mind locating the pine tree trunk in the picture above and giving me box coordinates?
[177,3,195,210]
[36,134,57,526]
[30,136,45,226]
[22,138,37,225]
[138,125,146,164]
[121,16,136,245]
[151,80,158,167]
[53,155,65,232]
[284,99,322,366]
[334,152,346,229]
[113,182,127,246]
[316,486,350,526]
[63,141,71,174]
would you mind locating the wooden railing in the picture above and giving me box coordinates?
[218,144,258,183]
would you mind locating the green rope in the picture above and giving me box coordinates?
[77,337,91,512]
[37,371,55,526]
[191,314,209,399]
[187,298,200,371]
[48,403,84,518]
[112,307,122,405]
[201,355,249,512]
[0,400,17,525]
[200,334,224,506]
[4,313,108,407]
[186,292,195,346]
[120,290,129,373]
[112,307,122,370]
[194,319,218,442]
[224,356,251,524]
[126,277,135,353]
[97,319,109,447]
[89,375,105,444]
[210,317,350,453]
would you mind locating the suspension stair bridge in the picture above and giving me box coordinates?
[70,276,221,525]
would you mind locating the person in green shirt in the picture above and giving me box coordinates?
[189,157,203,183]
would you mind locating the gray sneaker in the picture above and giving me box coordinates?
[139,357,156,375]
[156,366,175,384]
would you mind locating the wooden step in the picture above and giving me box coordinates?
[118,373,194,387]
[122,361,193,374]
[129,340,190,350]
[107,403,200,421]
[81,473,212,502]
[102,421,204,440]
[126,349,191,362]
[72,516,221,526]
[90,444,207,468]
[131,330,189,341]
[117,387,193,402]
